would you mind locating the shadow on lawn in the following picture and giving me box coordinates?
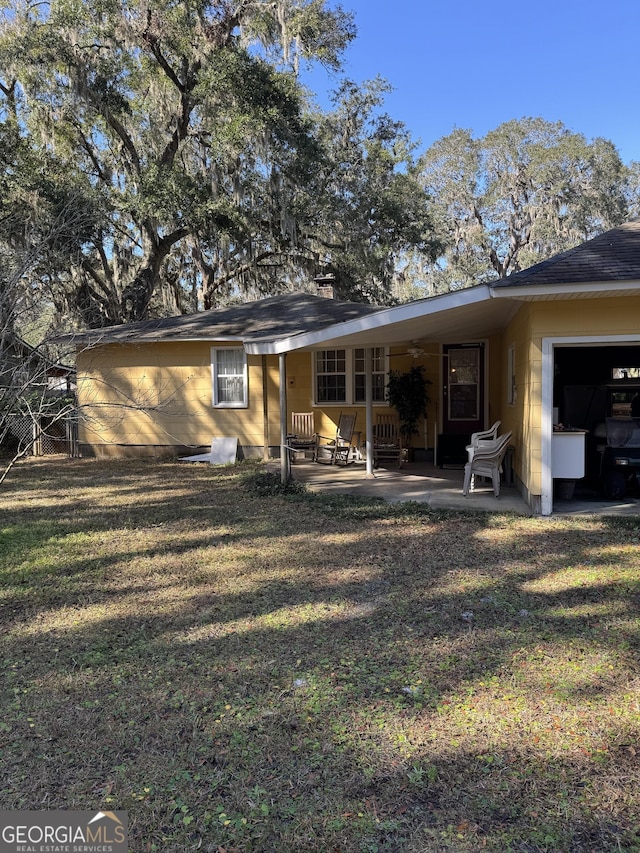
[1,458,639,851]
[2,457,639,689]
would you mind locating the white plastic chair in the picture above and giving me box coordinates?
[463,431,513,497]
[467,421,501,459]
[465,422,502,490]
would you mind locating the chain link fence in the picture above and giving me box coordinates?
[5,412,79,457]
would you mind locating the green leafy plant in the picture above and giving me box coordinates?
[385,365,430,443]
[243,469,307,497]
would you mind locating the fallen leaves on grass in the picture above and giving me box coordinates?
[1,458,639,852]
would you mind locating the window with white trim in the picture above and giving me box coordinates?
[354,347,386,403]
[315,349,347,402]
[314,348,388,404]
[211,347,247,407]
[612,367,640,379]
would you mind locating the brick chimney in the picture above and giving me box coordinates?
[314,272,336,299]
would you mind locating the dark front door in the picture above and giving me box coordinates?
[437,343,485,466]
[443,343,485,435]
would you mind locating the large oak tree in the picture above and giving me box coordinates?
[0,0,356,325]
[418,118,629,293]
[1,0,438,329]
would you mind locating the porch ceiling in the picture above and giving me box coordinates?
[319,300,518,348]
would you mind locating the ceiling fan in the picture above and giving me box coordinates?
[389,340,426,359]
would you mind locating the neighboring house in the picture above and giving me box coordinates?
[70,220,640,515]
[1,336,77,455]
[1,336,75,395]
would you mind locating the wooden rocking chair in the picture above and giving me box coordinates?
[287,412,317,462]
[373,413,403,468]
[315,412,357,466]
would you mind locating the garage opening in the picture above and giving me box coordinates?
[554,344,640,501]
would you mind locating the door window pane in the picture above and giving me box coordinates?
[448,348,479,420]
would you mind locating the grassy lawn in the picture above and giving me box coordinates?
[1,458,639,852]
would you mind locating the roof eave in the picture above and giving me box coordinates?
[73,333,245,347]
[492,279,640,299]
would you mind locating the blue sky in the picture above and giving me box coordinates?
[303,0,640,164]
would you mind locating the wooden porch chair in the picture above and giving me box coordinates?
[287,412,316,462]
[315,412,357,466]
[373,413,403,468]
[463,430,512,497]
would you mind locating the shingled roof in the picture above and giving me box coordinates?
[67,222,640,351]
[71,292,379,345]
[493,219,640,289]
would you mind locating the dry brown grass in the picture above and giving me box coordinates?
[1,457,639,852]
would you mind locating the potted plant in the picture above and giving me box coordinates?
[385,365,430,457]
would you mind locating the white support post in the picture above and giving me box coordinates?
[279,353,290,486]
[365,347,374,477]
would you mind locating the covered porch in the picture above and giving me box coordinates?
[247,285,523,508]
[280,459,640,517]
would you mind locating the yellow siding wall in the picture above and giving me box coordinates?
[485,334,503,431]
[77,343,447,458]
[530,296,640,339]
[501,295,640,502]
[500,304,536,496]
[77,341,282,455]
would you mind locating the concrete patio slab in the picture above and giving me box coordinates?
[281,460,640,518]
[285,460,531,514]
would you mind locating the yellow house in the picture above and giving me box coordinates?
[72,221,640,515]
[73,293,379,460]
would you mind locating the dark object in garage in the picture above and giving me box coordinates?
[600,418,640,499]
